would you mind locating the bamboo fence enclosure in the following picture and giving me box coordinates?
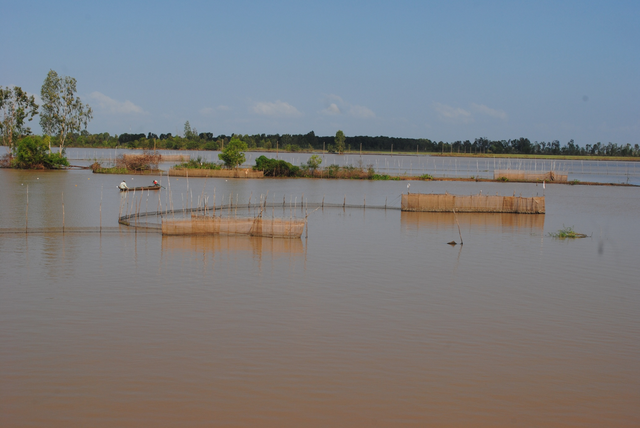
[162,215,304,238]
[401,193,545,214]
[493,170,568,182]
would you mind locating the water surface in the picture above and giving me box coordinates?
[1,168,639,427]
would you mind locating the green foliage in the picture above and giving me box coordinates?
[570,179,580,185]
[183,120,197,139]
[40,70,92,150]
[0,86,39,152]
[306,154,322,170]
[254,155,300,177]
[419,173,433,180]
[498,176,509,181]
[285,144,301,152]
[11,136,69,169]
[371,174,391,180]
[548,226,588,239]
[174,156,222,170]
[335,130,345,154]
[218,137,248,168]
[204,141,220,150]
[92,166,129,174]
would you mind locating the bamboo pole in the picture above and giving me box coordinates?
[62,192,65,233]
[25,185,28,233]
[452,208,463,245]
[100,185,103,233]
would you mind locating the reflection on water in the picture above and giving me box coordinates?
[161,234,305,257]
[401,211,545,233]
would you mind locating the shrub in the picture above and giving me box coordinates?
[116,151,161,171]
[174,156,222,170]
[218,137,247,168]
[11,136,69,169]
[254,155,300,177]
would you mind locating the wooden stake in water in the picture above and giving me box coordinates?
[100,185,103,233]
[452,208,463,245]
[26,185,28,233]
[62,192,65,233]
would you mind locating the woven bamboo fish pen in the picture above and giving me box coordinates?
[162,214,304,238]
[401,193,545,214]
[494,170,568,182]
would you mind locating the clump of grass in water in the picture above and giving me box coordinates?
[548,226,588,239]
[419,173,433,180]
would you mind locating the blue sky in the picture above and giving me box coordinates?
[2,0,638,145]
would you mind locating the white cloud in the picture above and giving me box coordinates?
[217,105,231,111]
[471,103,507,120]
[349,105,375,119]
[434,102,472,123]
[320,94,375,119]
[89,91,145,114]
[321,103,341,115]
[252,100,302,117]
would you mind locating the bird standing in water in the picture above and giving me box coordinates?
[407,183,410,194]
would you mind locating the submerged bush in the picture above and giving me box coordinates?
[11,136,69,169]
[173,156,222,170]
[116,150,161,171]
[548,226,588,239]
[254,155,300,177]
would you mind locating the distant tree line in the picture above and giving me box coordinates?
[59,128,640,157]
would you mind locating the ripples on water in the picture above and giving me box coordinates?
[1,168,639,427]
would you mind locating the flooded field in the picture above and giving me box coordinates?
[3,146,639,185]
[1,167,639,427]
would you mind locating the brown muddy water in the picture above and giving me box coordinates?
[1,169,639,427]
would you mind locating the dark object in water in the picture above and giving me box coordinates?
[447,241,457,246]
[118,185,162,192]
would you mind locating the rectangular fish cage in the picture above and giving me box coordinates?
[162,215,304,238]
[493,170,568,182]
[401,193,545,214]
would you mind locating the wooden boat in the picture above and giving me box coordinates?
[118,185,162,192]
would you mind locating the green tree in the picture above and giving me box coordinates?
[0,86,39,154]
[306,154,322,171]
[40,70,93,151]
[335,130,345,154]
[11,136,69,169]
[218,137,248,169]
[184,120,198,139]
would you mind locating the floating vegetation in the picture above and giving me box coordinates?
[548,226,588,239]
